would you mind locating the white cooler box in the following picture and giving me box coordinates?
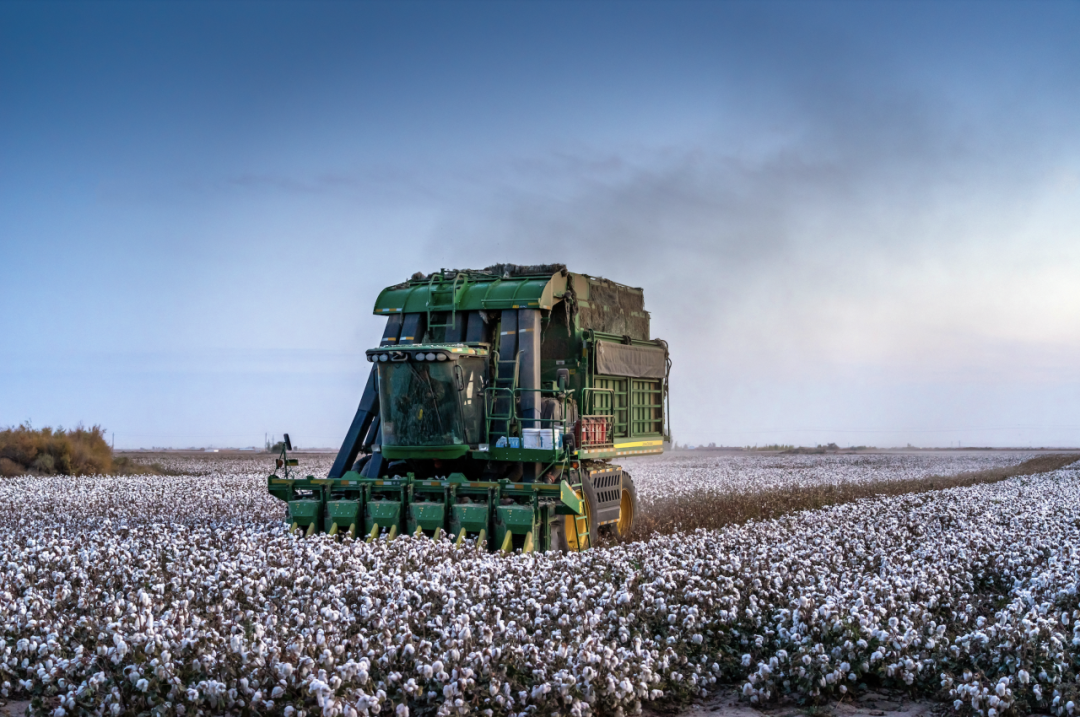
[522,427,564,450]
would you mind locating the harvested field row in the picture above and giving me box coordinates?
[621,452,1079,537]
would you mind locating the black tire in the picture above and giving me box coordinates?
[616,472,638,539]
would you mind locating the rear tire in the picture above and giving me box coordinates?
[616,472,637,539]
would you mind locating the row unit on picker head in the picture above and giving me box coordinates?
[268,264,671,553]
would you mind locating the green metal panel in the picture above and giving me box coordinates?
[495,505,536,552]
[559,481,584,515]
[408,501,446,533]
[289,500,321,532]
[450,503,489,535]
[382,445,471,460]
[475,446,564,462]
[630,379,664,436]
[327,500,360,525]
[289,500,320,521]
[365,500,403,535]
[373,272,566,315]
[592,376,629,437]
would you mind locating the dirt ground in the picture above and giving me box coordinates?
[646,686,948,717]
[0,691,1056,717]
[649,684,1059,717]
[0,690,939,717]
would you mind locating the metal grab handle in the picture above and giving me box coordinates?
[581,387,614,416]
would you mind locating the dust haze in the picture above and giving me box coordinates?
[424,78,1080,446]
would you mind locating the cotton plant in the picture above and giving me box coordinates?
[0,454,1076,716]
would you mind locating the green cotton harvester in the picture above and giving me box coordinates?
[268,264,671,552]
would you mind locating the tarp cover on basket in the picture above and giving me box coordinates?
[595,341,666,379]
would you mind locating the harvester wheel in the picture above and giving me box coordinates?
[563,487,593,552]
[616,472,638,539]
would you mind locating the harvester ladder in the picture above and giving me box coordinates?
[425,271,469,329]
[487,351,521,440]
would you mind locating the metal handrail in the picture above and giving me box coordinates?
[483,386,573,457]
[581,387,614,416]
[426,272,469,329]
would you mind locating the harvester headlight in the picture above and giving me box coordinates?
[415,353,426,361]
[378,354,388,362]
[426,353,438,361]
[435,353,448,361]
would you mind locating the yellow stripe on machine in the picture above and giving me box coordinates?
[613,439,664,449]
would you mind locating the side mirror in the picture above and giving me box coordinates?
[556,368,570,391]
[284,433,293,451]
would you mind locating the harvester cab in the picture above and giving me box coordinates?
[268,264,670,552]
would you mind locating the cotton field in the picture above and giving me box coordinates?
[1,453,1078,717]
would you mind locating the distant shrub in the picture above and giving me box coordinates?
[0,424,113,477]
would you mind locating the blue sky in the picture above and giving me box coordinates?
[2,1,1078,448]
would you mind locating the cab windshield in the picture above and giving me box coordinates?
[377,356,485,447]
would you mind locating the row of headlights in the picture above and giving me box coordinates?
[367,352,450,362]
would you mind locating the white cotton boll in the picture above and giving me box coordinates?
[396,705,409,717]
[4,453,1078,715]
[955,700,964,710]
[136,678,149,692]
